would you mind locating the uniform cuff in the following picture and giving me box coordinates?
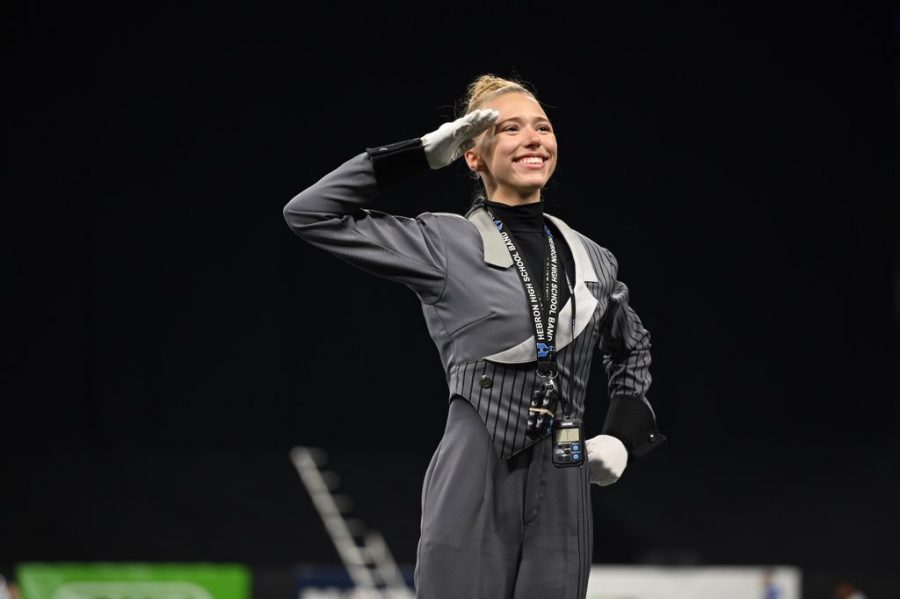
[365,138,430,190]
[601,396,667,458]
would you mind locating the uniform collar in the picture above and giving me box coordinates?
[465,204,598,284]
[466,204,601,359]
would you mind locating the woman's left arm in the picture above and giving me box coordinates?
[585,248,666,485]
[597,275,666,457]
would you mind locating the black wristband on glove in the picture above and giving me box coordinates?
[365,138,430,191]
[601,396,667,458]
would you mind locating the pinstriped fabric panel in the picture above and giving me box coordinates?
[508,367,534,459]
[444,230,643,462]
[556,303,603,421]
[449,360,541,461]
[582,234,653,402]
[448,314,603,461]
[581,233,653,399]
[582,237,616,284]
[606,331,651,399]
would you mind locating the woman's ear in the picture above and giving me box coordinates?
[464,148,480,172]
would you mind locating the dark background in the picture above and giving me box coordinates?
[4,2,898,597]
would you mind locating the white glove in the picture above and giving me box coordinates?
[420,109,500,170]
[585,434,629,486]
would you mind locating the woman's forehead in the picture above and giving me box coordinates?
[485,92,549,121]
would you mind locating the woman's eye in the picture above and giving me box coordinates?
[501,124,551,132]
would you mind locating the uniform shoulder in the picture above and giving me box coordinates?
[413,211,472,227]
[426,211,468,221]
[545,212,618,273]
[546,213,613,252]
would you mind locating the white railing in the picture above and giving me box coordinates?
[290,446,415,599]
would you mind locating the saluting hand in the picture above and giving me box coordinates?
[585,434,629,486]
[420,108,500,169]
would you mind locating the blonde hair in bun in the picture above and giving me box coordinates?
[459,73,539,116]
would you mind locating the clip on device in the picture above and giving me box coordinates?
[552,418,584,467]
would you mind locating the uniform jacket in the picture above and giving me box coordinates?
[283,141,665,461]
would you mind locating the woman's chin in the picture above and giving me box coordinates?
[516,179,547,194]
[493,177,548,200]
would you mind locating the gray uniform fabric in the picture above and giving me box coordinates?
[416,398,593,599]
[282,151,664,461]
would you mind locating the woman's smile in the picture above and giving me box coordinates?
[514,155,549,169]
[515,158,546,171]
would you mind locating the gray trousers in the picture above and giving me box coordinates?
[415,398,593,599]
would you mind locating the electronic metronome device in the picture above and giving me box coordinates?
[552,418,584,467]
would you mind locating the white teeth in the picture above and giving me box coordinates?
[520,157,544,164]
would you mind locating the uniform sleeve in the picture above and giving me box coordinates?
[282,140,448,304]
[597,248,667,457]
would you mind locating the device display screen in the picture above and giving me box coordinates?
[554,428,580,443]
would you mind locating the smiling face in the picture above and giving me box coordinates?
[464,91,557,206]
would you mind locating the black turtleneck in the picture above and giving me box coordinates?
[483,199,575,312]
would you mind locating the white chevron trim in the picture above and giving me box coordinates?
[483,213,600,363]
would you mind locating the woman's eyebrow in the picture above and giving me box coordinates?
[496,115,552,125]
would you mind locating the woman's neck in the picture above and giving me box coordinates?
[484,184,542,207]
[483,198,544,231]
[486,197,541,207]
[484,197,543,211]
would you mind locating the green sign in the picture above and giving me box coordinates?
[16,563,250,599]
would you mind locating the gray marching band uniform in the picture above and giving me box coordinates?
[283,140,665,599]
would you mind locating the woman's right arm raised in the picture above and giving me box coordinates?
[282,109,498,304]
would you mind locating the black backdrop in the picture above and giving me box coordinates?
[5,2,898,596]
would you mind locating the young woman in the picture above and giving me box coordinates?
[283,74,665,599]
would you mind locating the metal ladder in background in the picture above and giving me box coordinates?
[290,446,415,599]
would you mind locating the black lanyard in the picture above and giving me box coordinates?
[485,208,562,374]
[486,207,578,434]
